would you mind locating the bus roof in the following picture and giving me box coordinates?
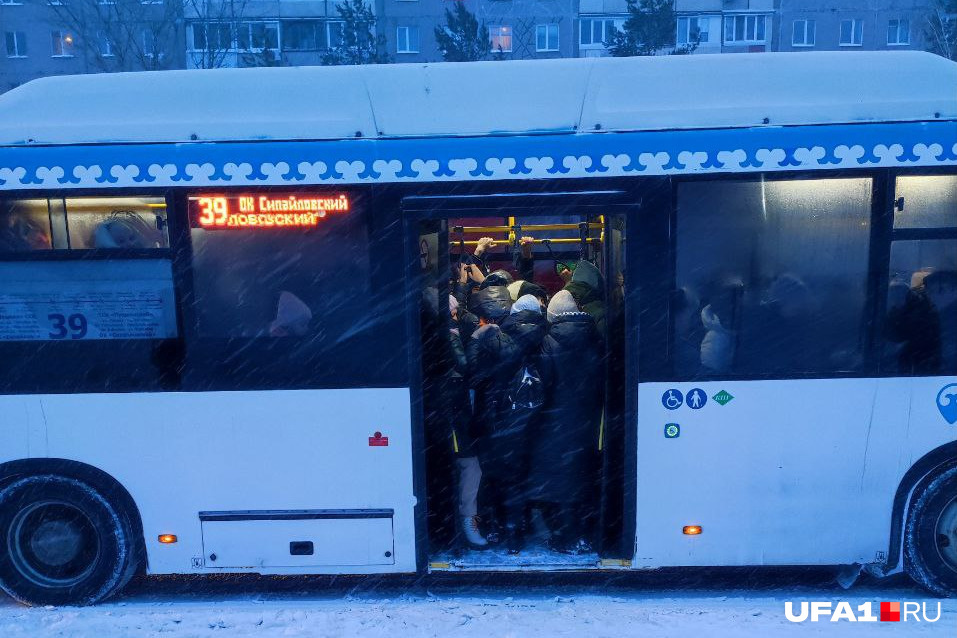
[0,51,954,146]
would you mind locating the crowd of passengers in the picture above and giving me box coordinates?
[672,268,957,379]
[423,236,607,555]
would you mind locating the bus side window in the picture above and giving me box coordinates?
[883,175,957,376]
[674,177,873,379]
[0,199,53,252]
[64,197,169,250]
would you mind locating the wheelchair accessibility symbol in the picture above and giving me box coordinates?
[662,389,683,410]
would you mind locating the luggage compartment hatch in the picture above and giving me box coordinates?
[199,509,395,568]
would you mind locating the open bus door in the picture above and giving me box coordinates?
[404,190,641,571]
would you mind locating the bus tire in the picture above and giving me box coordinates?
[904,464,957,598]
[0,474,139,606]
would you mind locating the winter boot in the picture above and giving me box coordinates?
[503,523,526,555]
[461,515,488,550]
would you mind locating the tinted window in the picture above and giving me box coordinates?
[674,177,872,379]
[884,240,957,375]
[0,194,180,393]
[185,190,403,389]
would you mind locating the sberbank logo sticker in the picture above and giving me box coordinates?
[664,423,680,439]
[713,390,734,406]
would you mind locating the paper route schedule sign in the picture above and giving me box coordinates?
[0,260,177,342]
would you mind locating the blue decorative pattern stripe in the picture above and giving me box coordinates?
[1,122,955,190]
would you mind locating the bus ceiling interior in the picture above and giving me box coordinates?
[417,209,628,570]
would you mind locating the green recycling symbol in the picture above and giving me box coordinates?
[664,423,680,439]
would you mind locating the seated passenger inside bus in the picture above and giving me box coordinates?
[886,269,957,375]
[0,202,52,252]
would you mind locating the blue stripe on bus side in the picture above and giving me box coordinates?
[0,121,955,190]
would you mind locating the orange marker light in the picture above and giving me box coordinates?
[158,534,178,544]
[683,525,703,536]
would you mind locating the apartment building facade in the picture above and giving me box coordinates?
[673,0,933,55]
[1,0,184,93]
[1,0,945,93]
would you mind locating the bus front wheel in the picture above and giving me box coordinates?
[0,474,139,606]
[905,464,957,598]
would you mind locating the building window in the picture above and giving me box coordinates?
[51,30,75,57]
[580,18,623,47]
[284,21,344,51]
[5,31,27,58]
[0,0,24,5]
[396,25,419,53]
[677,15,711,45]
[489,25,512,53]
[840,19,863,46]
[98,32,114,57]
[236,22,279,52]
[792,19,815,47]
[723,14,767,44]
[887,18,910,46]
[142,29,157,57]
[189,22,282,52]
[536,23,559,52]
[284,21,318,51]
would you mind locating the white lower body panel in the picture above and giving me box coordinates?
[0,388,417,575]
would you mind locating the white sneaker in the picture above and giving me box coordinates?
[462,516,488,548]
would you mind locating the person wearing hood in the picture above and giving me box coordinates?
[468,268,514,320]
[528,289,604,553]
[482,294,548,553]
[563,260,606,336]
[464,284,520,546]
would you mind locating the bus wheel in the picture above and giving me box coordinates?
[0,475,138,606]
[905,465,957,598]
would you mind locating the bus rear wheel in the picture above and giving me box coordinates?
[0,475,138,606]
[905,465,957,598]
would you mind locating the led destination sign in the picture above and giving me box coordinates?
[190,194,351,229]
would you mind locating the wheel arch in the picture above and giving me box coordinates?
[885,441,957,573]
[0,458,147,574]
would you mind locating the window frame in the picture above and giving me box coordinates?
[395,25,419,54]
[50,30,75,57]
[648,169,900,384]
[839,18,864,47]
[579,16,625,49]
[887,18,910,46]
[677,15,711,45]
[723,13,769,45]
[535,23,559,52]
[5,31,27,58]
[489,25,513,53]
[791,19,815,47]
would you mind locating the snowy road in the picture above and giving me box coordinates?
[1,571,954,637]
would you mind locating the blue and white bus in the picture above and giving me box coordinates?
[0,51,954,606]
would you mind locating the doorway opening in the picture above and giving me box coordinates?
[415,205,628,570]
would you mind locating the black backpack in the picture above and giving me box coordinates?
[507,360,544,411]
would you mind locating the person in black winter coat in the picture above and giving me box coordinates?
[482,294,548,552]
[465,285,520,546]
[527,289,604,553]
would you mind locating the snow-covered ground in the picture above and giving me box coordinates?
[1,571,953,637]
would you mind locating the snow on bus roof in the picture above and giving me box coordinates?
[0,51,954,146]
